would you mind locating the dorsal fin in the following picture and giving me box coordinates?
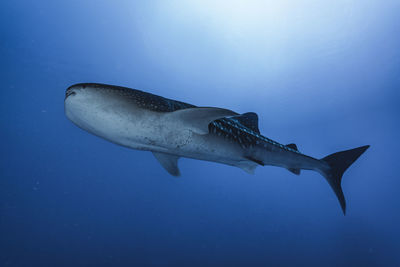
[286,143,298,151]
[231,112,260,133]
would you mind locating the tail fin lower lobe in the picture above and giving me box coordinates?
[321,145,370,215]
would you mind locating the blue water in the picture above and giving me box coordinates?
[1,1,399,266]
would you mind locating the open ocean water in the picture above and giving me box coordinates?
[1,1,399,266]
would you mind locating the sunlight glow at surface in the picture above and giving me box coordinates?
[133,0,387,116]
[187,1,292,34]
[153,0,363,61]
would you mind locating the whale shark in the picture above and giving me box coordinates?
[64,83,369,214]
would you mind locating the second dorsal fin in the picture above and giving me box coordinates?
[286,143,298,151]
[231,112,260,133]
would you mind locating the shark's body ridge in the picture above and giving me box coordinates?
[65,83,369,214]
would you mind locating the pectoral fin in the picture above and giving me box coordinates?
[168,107,238,134]
[152,152,181,176]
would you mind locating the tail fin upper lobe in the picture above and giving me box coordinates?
[320,145,370,215]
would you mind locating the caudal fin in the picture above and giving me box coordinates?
[320,145,370,215]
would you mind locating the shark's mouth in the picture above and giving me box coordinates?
[65,90,76,99]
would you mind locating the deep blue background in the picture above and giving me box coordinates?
[1,1,399,266]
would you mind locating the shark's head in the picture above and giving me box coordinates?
[65,83,108,122]
[64,83,196,140]
[64,83,141,136]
